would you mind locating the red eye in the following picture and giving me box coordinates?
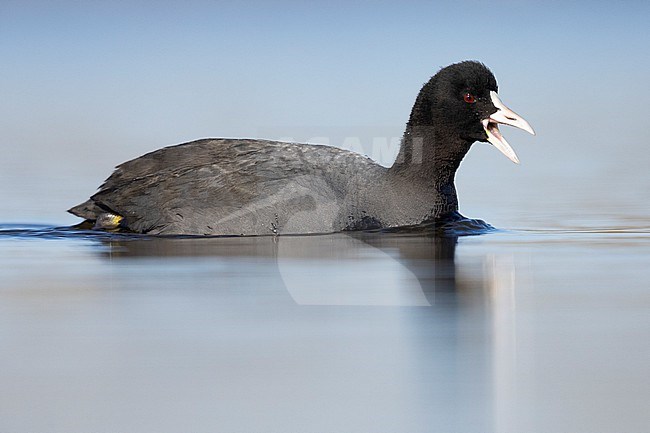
[463,93,476,103]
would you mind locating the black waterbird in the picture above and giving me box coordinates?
[69,61,535,235]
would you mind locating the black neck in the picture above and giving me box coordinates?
[389,112,473,218]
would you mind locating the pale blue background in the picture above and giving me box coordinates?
[1,1,649,227]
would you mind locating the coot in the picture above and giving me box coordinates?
[69,61,534,235]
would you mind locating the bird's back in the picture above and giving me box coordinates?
[69,138,386,235]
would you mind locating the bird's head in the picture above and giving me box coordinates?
[423,61,535,163]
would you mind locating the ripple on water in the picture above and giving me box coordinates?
[0,218,499,240]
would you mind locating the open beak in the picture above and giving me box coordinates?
[482,90,535,164]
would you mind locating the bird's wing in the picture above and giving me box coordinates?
[72,138,376,234]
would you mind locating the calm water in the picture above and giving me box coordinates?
[1,222,648,433]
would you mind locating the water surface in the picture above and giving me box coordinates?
[1,224,648,433]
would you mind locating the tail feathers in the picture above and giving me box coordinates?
[68,200,125,230]
[68,199,103,220]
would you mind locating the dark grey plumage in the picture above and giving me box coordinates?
[69,61,531,235]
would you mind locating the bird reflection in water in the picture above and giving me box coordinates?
[100,231,521,432]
